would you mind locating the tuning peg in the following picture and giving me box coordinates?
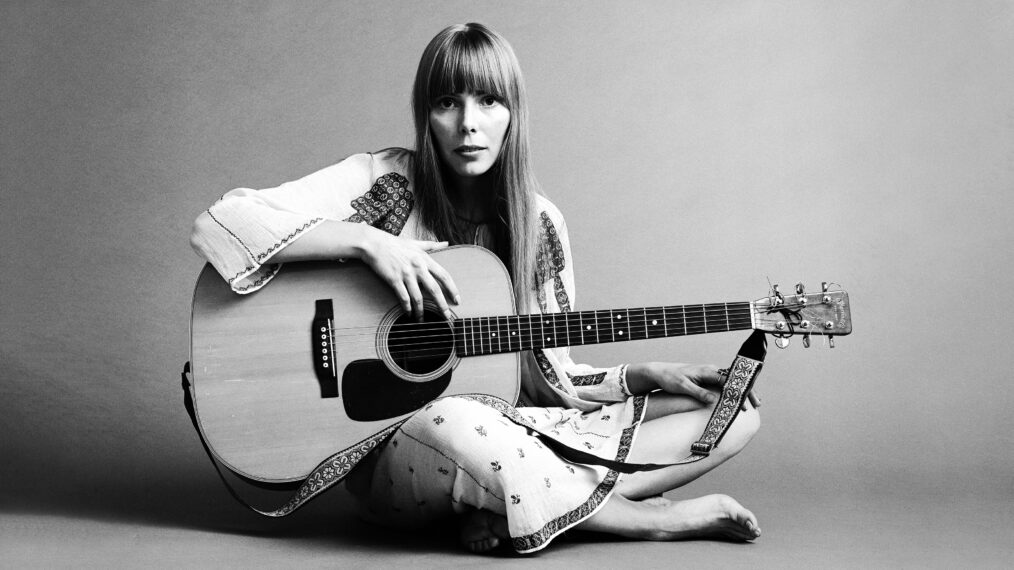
[822,281,829,292]
[802,333,811,348]
[774,336,790,349]
[796,283,805,295]
[828,335,835,348]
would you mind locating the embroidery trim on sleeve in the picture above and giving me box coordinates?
[567,371,607,386]
[533,350,566,392]
[343,172,414,235]
[534,211,566,288]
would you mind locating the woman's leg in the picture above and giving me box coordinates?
[576,492,761,541]
[571,392,761,541]
[615,392,760,499]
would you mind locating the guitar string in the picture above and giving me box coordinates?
[323,315,766,362]
[322,305,797,342]
[321,307,790,345]
[321,302,785,337]
[310,302,816,361]
[326,311,760,343]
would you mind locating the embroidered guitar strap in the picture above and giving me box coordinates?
[181,362,403,517]
[535,330,767,473]
[181,330,766,515]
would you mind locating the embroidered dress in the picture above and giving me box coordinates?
[191,148,650,552]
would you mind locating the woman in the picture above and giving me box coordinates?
[191,23,761,554]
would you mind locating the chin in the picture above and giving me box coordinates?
[455,163,495,178]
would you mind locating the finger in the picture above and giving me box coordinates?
[417,240,450,252]
[427,260,461,306]
[403,275,425,321]
[748,390,761,408]
[391,281,412,314]
[687,382,719,405]
[419,271,452,319]
[697,365,726,387]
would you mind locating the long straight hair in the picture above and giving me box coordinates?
[411,23,539,309]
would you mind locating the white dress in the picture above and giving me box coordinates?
[191,147,652,552]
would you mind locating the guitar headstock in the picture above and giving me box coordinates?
[751,282,852,348]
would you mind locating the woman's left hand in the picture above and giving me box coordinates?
[625,362,724,405]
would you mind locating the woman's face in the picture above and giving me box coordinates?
[429,91,510,182]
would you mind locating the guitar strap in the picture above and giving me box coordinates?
[181,330,766,516]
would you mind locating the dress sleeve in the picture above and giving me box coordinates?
[190,152,399,294]
[527,204,631,406]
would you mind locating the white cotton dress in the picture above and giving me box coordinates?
[190,148,652,552]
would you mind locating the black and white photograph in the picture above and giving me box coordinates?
[2,1,1011,567]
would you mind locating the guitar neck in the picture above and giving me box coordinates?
[454,302,753,357]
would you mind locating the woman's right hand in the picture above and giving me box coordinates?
[359,227,460,321]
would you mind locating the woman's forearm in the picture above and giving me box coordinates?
[268,220,377,263]
[624,362,660,395]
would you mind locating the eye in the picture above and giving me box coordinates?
[434,97,458,110]
[480,95,500,107]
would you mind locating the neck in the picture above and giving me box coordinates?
[453,301,755,357]
[448,174,494,223]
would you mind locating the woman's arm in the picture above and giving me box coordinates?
[268,220,460,319]
[189,150,459,317]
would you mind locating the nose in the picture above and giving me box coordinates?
[459,98,478,134]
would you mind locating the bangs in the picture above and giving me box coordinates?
[426,33,512,103]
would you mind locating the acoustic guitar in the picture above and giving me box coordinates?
[189,245,851,483]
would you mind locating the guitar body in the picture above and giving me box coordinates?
[190,246,519,483]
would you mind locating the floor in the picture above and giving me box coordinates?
[2,477,1010,569]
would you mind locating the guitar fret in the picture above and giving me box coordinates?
[451,301,753,358]
[470,317,476,355]
[563,312,572,347]
[493,315,501,353]
[508,315,514,352]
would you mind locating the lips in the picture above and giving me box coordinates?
[454,145,486,153]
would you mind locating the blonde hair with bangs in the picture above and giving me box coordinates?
[411,23,540,310]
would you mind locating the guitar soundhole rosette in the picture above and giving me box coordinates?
[377,302,458,382]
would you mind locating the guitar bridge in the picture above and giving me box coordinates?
[312,299,338,398]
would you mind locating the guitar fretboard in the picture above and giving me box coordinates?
[453,302,753,357]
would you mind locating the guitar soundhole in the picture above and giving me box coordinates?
[388,309,454,375]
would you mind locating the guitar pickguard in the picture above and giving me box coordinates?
[342,359,453,421]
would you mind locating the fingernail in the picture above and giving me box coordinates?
[454,294,461,305]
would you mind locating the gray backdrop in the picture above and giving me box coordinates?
[2,1,1011,567]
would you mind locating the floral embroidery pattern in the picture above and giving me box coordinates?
[553,275,571,313]
[343,173,413,235]
[511,494,521,505]
[533,350,566,392]
[535,211,566,288]
[475,425,488,437]
[433,415,445,425]
[568,372,607,386]
[260,421,403,517]
[491,461,502,472]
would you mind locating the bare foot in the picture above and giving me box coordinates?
[648,494,760,542]
[458,508,510,553]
